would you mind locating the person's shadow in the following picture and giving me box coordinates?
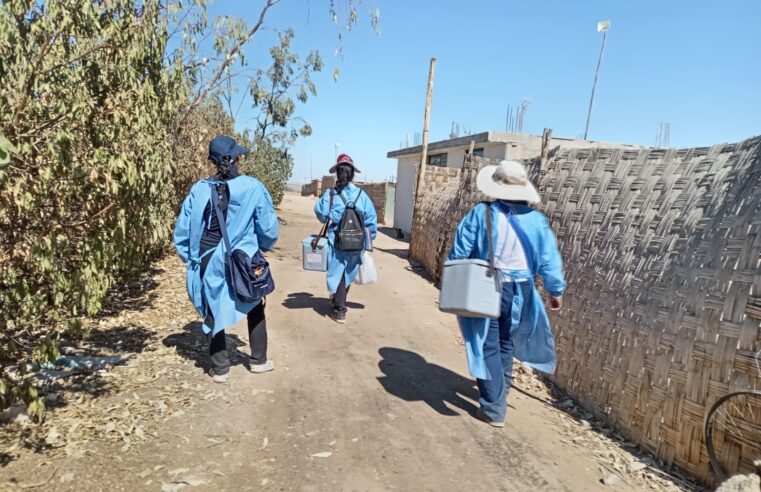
[377,347,479,417]
[163,321,251,372]
[281,292,365,317]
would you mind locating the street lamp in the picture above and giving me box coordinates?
[584,20,611,141]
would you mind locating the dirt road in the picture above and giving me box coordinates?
[0,193,689,491]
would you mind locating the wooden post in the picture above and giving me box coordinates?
[461,140,475,178]
[541,128,553,159]
[408,57,436,256]
[413,57,436,207]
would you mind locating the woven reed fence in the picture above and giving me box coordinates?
[410,137,761,484]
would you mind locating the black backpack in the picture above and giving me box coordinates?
[335,189,366,252]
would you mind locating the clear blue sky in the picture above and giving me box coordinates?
[212,0,761,183]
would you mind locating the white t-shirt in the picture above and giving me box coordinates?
[494,211,529,272]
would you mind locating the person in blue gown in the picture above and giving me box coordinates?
[448,160,566,427]
[314,154,378,323]
[174,136,279,383]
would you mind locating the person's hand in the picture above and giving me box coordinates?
[549,296,563,311]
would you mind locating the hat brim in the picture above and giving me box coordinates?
[210,144,249,165]
[229,144,249,160]
[329,163,362,174]
[476,165,541,203]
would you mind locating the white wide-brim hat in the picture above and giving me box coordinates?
[476,160,541,203]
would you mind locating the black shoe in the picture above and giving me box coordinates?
[330,310,346,324]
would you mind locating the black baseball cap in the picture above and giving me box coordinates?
[208,135,248,165]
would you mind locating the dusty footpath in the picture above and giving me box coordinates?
[0,193,698,491]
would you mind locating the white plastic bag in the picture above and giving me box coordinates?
[355,251,378,285]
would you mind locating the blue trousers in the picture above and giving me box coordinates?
[477,281,532,422]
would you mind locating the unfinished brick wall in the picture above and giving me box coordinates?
[358,182,394,225]
[321,175,336,190]
[423,166,461,193]
[411,138,761,484]
[301,179,322,197]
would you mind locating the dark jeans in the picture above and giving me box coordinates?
[208,301,268,375]
[477,281,531,422]
[332,274,351,313]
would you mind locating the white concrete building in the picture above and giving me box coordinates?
[387,131,641,235]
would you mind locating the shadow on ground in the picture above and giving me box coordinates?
[163,322,251,372]
[378,226,408,243]
[372,227,438,284]
[404,260,436,285]
[372,245,436,285]
[96,266,164,318]
[0,327,147,464]
[6,327,155,421]
[281,292,365,317]
[374,246,409,260]
[377,347,479,417]
[376,347,700,489]
[85,326,156,355]
[2,269,164,446]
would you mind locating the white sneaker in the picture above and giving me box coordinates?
[208,369,229,384]
[249,360,275,374]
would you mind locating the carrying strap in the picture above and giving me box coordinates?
[311,190,334,250]
[483,202,497,278]
[210,182,233,257]
[336,187,362,207]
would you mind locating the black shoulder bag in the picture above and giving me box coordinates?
[210,183,275,303]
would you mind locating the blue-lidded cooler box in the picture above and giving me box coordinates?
[439,259,501,318]
[302,235,328,271]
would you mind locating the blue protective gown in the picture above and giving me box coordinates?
[174,176,279,336]
[314,183,378,293]
[448,202,566,380]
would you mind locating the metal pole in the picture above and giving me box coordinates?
[413,57,436,206]
[584,29,607,141]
